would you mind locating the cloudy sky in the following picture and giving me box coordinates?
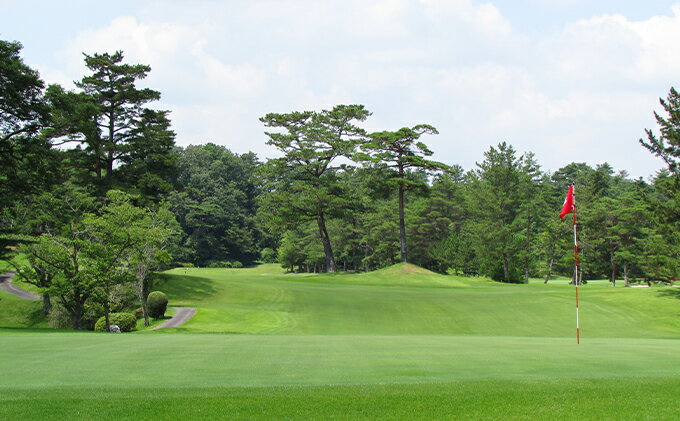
[2,0,679,178]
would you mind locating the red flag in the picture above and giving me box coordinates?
[560,185,575,219]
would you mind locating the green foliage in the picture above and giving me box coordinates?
[94,312,136,332]
[207,260,243,268]
[466,143,540,283]
[45,51,176,198]
[259,248,277,263]
[13,187,177,330]
[356,124,446,263]
[260,105,370,272]
[0,40,56,237]
[175,262,195,268]
[169,144,260,266]
[147,291,168,319]
[640,86,680,177]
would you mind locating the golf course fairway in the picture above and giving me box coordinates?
[1,264,679,420]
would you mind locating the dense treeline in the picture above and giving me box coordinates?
[1,41,678,327]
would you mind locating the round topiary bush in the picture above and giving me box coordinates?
[147,291,169,319]
[94,312,137,332]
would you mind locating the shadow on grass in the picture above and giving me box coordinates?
[153,273,218,302]
[25,307,47,327]
[657,288,680,300]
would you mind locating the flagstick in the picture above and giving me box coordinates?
[573,191,580,345]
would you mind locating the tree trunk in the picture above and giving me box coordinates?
[544,257,554,284]
[610,243,616,287]
[104,300,111,332]
[135,269,152,327]
[523,214,531,284]
[42,292,51,315]
[398,185,407,263]
[106,117,115,181]
[623,262,629,287]
[502,253,510,282]
[142,298,150,327]
[316,213,336,272]
[72,299,84,330]
[140,278,151,326]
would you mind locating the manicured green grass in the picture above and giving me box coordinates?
[1,334,679,420]
[152,264,680,338]
[0,290,46,329]
[1,263,679,419]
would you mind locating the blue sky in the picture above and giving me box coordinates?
[2,0,679,178]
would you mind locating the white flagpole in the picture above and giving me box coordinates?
[573,186,580,344]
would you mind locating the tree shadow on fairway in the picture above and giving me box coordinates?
[154,274,218,302]
[25,307,46,327]
[657,288,680,300]
[0,306,46,329]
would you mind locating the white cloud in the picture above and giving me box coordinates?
[30,1,678,177]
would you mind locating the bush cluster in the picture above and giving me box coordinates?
[207,260,243,268]
[94,312,137,332]
[260,248,278,263]
[147,291,168,319]
[176,262,195,268]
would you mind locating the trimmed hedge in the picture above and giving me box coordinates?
[147,291,168,319]
[94,312,136,332]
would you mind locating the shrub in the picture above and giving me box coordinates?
[109,284,136,312]
[48,302,101,330]
[94,312,137,332]
[176,262,195,268]
[207,260,243,268]
[260,248,277,263]
[147,291,169,319]
[134,307,144,319]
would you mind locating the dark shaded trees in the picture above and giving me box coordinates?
[0,40,55,252]
[169,144,260,266]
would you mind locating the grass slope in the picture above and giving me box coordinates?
[1,263,679,419]
[0,290,46,329]
[152,264,680,337]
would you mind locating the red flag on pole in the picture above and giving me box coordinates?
[560,185,575,219]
